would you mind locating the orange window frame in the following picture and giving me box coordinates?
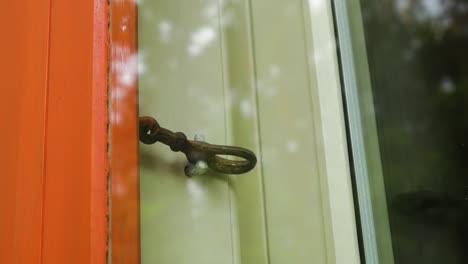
[110,0,140,263]
[0,0,140,263]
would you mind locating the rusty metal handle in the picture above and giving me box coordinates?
[139,116,257,176]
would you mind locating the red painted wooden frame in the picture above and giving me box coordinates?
[0,0,140,262]
[0,0,143,263]
[110,1,140,263]
[0,0,51,262]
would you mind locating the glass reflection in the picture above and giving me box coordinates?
[359,0,468,262]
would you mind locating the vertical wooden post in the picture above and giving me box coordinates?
[110,1,140,263]
[0,1,110,263]
[0,0,51,263]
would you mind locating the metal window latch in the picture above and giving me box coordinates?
[139,116,257,176]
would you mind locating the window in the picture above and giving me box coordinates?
[335,1,468,263]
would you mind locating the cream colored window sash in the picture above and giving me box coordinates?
[303,0,361,263]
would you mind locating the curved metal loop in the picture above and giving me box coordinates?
[139,116,257,175]
[188,141,257,175]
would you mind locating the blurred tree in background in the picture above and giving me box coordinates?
[359,0,468,262]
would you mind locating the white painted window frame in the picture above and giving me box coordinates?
[303,0,365,263]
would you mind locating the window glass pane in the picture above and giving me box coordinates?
[339,0,468,263]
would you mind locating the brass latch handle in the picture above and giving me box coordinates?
[139,116,257,176]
